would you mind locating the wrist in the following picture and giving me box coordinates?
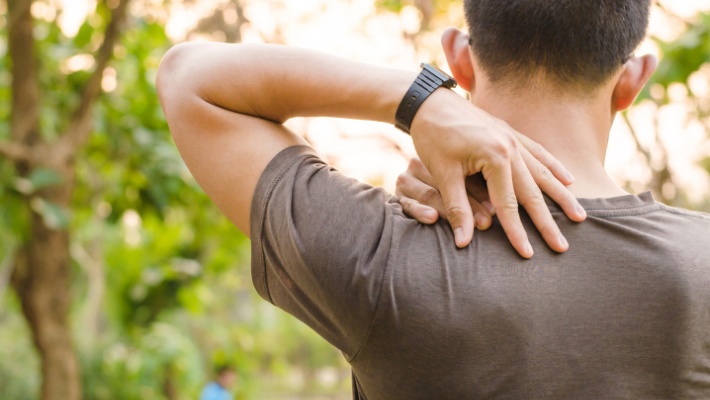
[381,70,418,125]
[393,64,458,133]
[408,88,462,140]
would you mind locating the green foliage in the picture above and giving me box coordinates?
[640,13,710,104]
[80,322,204,400]
[375,0,406,13]
[29,167,64,187]
[33,198,72,229]
[653,16,710,85]
[0,296,40,400]
[0,2,350,399]
[375,0,461,19]
[0,3,351,400]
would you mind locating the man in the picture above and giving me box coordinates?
[157,0,710,399]
[199,365,236,400]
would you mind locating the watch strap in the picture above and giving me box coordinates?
[395,63,457,134]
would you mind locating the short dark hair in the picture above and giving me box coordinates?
[464,0,651,90]
[216,364,234,376]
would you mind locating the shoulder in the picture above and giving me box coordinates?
[654,203,710,249]
[657,203,710,224]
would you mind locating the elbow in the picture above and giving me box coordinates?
[156,42,201,107]
[156,43,190,100]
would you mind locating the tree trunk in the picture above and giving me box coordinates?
[7,0,81,399]
[11,173,81,400]
[162,363,178,400]
[4,0,128,398]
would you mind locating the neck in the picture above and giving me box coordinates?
[473,92,628,199]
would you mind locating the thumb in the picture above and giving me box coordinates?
[436,167,475,248]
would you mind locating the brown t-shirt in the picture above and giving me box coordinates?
[250,145,710,400]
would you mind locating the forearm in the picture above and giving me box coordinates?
[158,42,417,125]
[156,43,423,235]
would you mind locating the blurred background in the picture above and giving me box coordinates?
[1,0,709,399]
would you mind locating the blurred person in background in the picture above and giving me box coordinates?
[199,365,236,400]
[157,0,710,399]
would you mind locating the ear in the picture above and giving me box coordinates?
[441,27,476,92]
[612,54,658,112]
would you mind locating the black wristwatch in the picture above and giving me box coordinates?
[395,63,457,134]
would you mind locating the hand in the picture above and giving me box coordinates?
[396,158,496,230]
[397,153,583,232]
[409,89,586,257]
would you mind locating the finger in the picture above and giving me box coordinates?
[407,157,437,187]
[406,158,492,230]
[399,170,492,229]
[519,146,586,222]
[465,174,495,215]
[468,194,493,230]
[433,166,475,248]
[396,171,447,216]
[398,195,439,224]
[483,156,533,258]
[511,151,568,253]
[514,132,575,186]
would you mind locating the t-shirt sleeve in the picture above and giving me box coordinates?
[250,145,397,359]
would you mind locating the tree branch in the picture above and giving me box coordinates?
[58,0,130,158]
[8,0,41,146]
[414,0,434,30]
[622,111,652,166]
[654,1,691,27]
[0,141,35,162]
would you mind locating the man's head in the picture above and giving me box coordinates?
[443,0,657,115]
[215,365,237,389]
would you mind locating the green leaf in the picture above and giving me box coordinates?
[375,0,405,13]
[74,22,95,49]
[28,168,64,190]
[12,168,64,194]
[30,198,71,230]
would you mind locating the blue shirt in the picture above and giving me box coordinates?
[199,382,231,400]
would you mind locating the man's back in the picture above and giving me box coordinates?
[354,192,710,399]
[251,146,710,399]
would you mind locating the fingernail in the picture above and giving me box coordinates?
[565,171,575,183]
[525,239,534,257]
[475,212,488,228]
[559,234,568,249]
[482,201,495,215]
[575,204,586,217]
[454,227,464,245]
[424,209,438,221]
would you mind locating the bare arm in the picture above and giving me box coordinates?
[157,43,584,256]
[157,43,415,236]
